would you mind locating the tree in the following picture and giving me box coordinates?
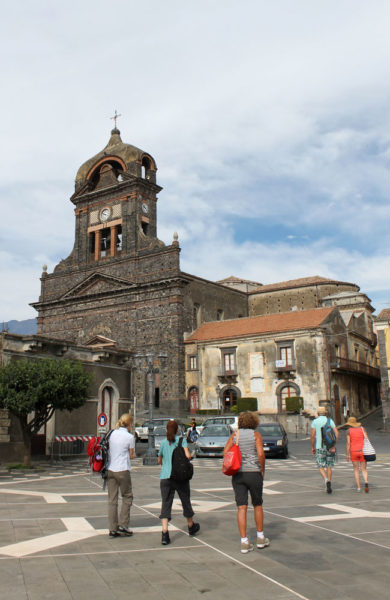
[0,358,92,465]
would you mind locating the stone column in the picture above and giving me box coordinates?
[94,230,101,261]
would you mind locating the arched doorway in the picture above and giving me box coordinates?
[221,386,240,412]
[188,387,199,414]
[98,379,120,430]
[276,381,300,413]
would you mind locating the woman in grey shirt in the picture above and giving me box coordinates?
[223,411,269,554]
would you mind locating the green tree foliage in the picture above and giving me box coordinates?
[0,358,92,464]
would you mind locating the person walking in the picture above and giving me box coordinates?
[158,420,200,545]
[345,416,369,493]
[106,413,135,537]
[223,411,269,554]
[311,406,338,493]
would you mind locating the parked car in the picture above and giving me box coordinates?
[194,424,232,457]
[153,425,167,450]
[202,415,239,431]
[256,423,288,458]
[135,418,184,442]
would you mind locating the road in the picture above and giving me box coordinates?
[0,409,389,599]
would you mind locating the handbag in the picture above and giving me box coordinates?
[222,430,242,476]
[363,437,376,462]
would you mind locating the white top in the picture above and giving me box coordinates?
[107,427,135,472]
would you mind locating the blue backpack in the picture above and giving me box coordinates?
[321,418,336,450]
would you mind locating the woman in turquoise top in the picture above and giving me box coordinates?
[158,420,200,545]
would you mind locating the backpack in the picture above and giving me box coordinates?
[87,430,113,479]
[99,430,113,483]
[87,436,103,472]
[170,437,194,483]
[321,418,337,450]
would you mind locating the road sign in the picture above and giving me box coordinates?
[97,412,107,427]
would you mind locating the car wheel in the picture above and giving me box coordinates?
[282,446,288,459]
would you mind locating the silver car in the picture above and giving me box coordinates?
[153,425,167,450]
[194,424,232,457]
[153,424,187,450]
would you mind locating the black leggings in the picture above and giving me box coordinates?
[159,478,195,520]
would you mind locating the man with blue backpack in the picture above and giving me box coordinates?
[311,406,339,493]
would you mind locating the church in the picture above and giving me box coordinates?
[30,126,248,416]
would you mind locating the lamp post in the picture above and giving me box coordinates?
[135,350,168,465]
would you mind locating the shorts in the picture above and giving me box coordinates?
[315,448,336,468]
[232,471,263,506]
[350,450,365,462]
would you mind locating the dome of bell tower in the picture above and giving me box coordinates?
[74,128,157,192]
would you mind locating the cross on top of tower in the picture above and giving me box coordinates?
[110,110,122,130]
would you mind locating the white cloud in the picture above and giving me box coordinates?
[1,1,390,319]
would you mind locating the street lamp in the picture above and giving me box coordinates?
[134,350,168,465]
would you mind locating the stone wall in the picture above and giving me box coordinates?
[249,282,359,316]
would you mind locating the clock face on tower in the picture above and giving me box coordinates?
[142,202,149,214]
[100,207,110,222]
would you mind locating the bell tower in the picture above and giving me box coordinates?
[70,127,163,266]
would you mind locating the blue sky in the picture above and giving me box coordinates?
[1,1,390,320]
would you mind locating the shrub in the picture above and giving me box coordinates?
[236,397,258,412]
[285,396,304,413]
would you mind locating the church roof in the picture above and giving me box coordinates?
[249,276,359,294]
[75,128,152,186]
[185,307,335,343]
[216,275,263,286]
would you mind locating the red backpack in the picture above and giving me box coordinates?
[87,436,103,472]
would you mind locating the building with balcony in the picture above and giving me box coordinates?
[185,306,379,430]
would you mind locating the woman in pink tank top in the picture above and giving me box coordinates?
[345,416,369,492]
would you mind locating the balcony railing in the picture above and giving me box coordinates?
[331,357,380,379]
[274,359,296,372]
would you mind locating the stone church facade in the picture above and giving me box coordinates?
[31,128,247,414]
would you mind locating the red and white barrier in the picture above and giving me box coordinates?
[54,435,94,442]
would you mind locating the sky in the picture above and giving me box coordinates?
[1,0,390,321]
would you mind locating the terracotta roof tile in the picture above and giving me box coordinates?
[185,307,335,343]
[377,308,390,320]
[249,275,357,294]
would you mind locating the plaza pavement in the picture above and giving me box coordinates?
[0,413,389,599]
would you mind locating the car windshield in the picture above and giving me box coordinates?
[257,425,283,436]
[200,425,231,437]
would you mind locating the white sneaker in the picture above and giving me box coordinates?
[241,541,254,554]
[256,536,270,549]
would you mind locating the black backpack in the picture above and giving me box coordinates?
[170,437,194,483]
[100,429,114,488]
[321,418,336,450]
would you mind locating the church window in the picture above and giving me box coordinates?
[116,225,122,252]
[100,228,111,258]
[193,303,201,329]
[217,309,224,321]
[141,221,149,235]
[89,232,95,255]
[141,156,151,179]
